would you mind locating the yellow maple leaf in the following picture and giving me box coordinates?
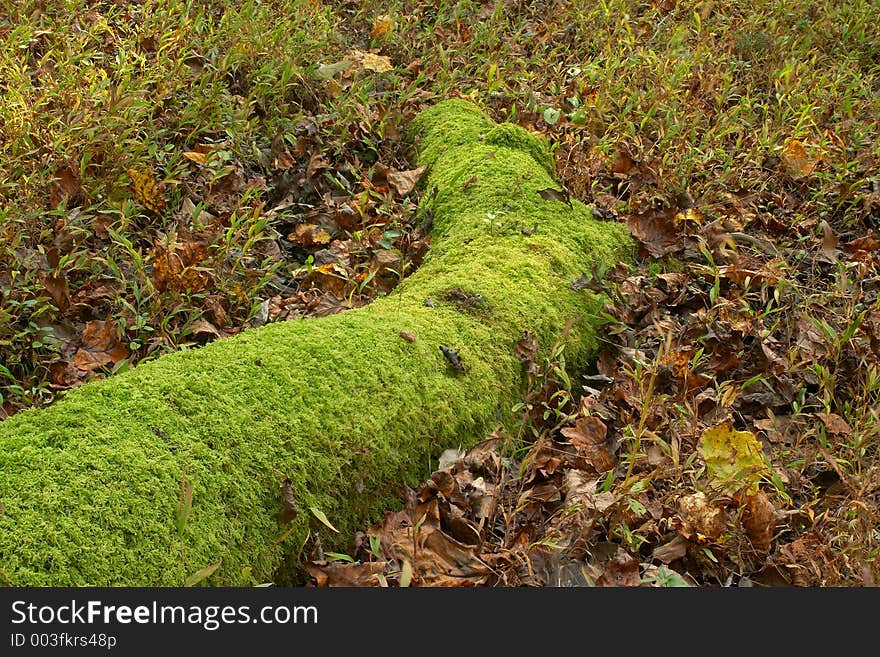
[699,421,769,496]
[127,167,167,214]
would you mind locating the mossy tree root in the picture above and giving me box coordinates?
[0,100,633,585]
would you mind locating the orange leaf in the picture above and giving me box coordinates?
[780,139,819,177]
[370,14,394,38]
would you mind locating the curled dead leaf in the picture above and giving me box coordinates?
[742,490,776,554]
[652,535,689,564]
[182,151,208,165]
[595,547,640,587]
[152,239,211,293]
[41,271,71,312]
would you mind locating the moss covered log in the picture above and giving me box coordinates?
[0,100,633,586]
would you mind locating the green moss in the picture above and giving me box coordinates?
[484,122,555,177]
[0,100,633,586]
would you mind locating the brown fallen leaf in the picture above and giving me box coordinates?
[306,152,329,180]
[279,477,298,524]
[386,165,427,196]
[49,361,85,388]
[673,207,704,227]
[611,149,635,177]
[185,318,221,343]
[289,223,332,246]
[351,50,393,73]
[816,412,851,436]
[515,331,538,361]
[73,319,129,372]
[652,535,689,564]
[182,150,208,165]
[41,271,70,312]
[560,415,616,472]
[371,14,394,38]
[152,239,211,293]
[537,187,571,205]
[742,490,776,554]
[399,330,417,343]
[818,219,840,262]
[306,561,386,587]
[595,547,641,587]
[49,165,82,208]
[312,292,351,317]
[626,207,680,257]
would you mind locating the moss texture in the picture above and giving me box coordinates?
[0,100,633,586]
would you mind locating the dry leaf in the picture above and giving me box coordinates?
[49,165,82,208]
[41,272,70,311]
[152,240,211,293]
[595,548,640,587]
[816,412,851,436]
[626,208,680,257]
[675,492,726,543]
[279,477,298,524]
[537,187,571,205]
[386,165,427,196]
[560,416,616,472]
[306,561,386,587]
[371,14,394,38]
[699,421,768,496]
[352,50,393,73]
[611,149,634,176]
[673,207,704,227]
[289,223,332,246]
[819,219,840,262]
[185,318,221,342]
[515,330,538,365]
[182,151,208,165]
[742,490,776,554]
[652,535,689,563]
[73,320,129,372]
[780,139,819,177]
[127,167,167,214]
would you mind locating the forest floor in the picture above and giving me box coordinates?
[1,0,878,586]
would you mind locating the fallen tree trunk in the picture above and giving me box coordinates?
[0,100,633,585]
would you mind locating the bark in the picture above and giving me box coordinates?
[0,100,633,585]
